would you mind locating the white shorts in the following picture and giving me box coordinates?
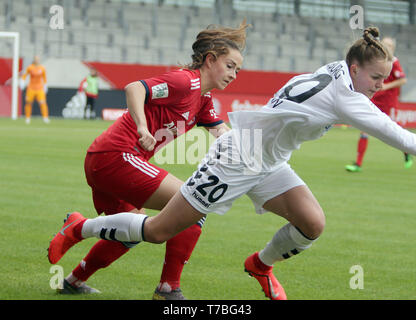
[180,132,305,215]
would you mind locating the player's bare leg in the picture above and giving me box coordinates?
[49,191,204,253]
[245,185,325,300]
[55,175,204,299]
[59,174,182,295]
[143,192,206,244]
[142,175,206,300]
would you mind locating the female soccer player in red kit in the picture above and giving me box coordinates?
[49,27,416,300]
[54,21,248,299]
[345,37,410,172]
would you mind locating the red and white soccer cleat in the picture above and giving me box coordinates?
[48,212,86,264]
[244,252,287,300]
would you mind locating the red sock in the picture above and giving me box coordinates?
[356,135,368,167]
[73,219,85,240]
[72,240,129,282]
[159,224,202,290]
[254,252,272,272]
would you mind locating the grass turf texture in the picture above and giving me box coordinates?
[0,117,415,300]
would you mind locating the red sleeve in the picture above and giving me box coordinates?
[139,70,189,106]
[392,58,406,80]
[196,93,224,127]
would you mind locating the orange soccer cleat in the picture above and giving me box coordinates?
[48,212,86,264]
[244,252,287,300]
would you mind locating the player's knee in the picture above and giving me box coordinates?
[309,218,325,239]
[301,209,325,240]
[143,216,178,244]
[143,224,170,244]
[145,232,169,244]
[310,212,325,239]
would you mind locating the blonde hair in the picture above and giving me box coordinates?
[186,20,249,70]
[346,26,392,67]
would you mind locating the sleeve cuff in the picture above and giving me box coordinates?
[139,80,150,104]
[197,120,224,127]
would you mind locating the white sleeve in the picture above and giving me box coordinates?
[334,83,416,155]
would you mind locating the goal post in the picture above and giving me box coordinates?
[0,31,20,120]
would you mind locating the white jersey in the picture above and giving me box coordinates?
[228,60,416,172]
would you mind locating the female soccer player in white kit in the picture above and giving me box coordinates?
[49,27,416,299]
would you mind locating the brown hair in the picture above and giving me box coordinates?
[346,26,392,67]
[186,20,249,70]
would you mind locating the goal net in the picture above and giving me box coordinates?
[0,32,21,119]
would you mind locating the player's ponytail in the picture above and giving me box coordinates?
[186,19,249,70]
[346,26,392,67]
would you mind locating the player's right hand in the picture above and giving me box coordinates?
[137,126,156,151]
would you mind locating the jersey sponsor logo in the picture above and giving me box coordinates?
[152,83,169,99]
[163,121,178,135]
[181,111,190,120]
[191,191,211,208]
[209,109,219,119]
[190,78,200,90]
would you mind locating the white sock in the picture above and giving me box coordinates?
[65,272,83,287]
[259,223,316,266]
[81,212,148,242]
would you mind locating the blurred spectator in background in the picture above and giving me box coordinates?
[79,67,99,119]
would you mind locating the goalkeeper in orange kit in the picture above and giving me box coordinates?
[20,55,50,124]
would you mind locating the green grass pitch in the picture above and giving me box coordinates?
[0,117,415,300]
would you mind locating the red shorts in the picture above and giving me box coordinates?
[84,151,168,215]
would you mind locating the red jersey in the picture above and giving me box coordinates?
[371,57,406,113]
[88,68,223,160]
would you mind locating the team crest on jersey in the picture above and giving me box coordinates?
[152,83,169,99]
